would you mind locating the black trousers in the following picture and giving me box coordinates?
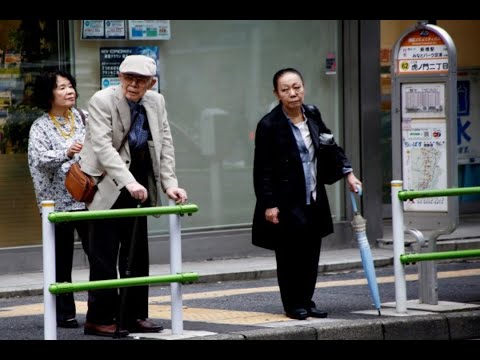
[274,204,322,312]
[85,190,149,326]
[54,218,90,322]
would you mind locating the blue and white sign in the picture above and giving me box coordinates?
[457,71,480,164]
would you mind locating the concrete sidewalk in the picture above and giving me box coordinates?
[0,248,394,298]
[1,247,480,340]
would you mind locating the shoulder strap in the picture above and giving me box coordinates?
[304,104,320,120]
[76,108,86,125]
[304,104,328,131]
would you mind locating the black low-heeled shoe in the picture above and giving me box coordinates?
[308,308,328,318]
[285,308,308,320]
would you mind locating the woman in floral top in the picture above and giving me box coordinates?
[28,69,90,329]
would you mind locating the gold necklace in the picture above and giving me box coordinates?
[49,109,75,139]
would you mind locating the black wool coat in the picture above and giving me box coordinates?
[251,103,351,250]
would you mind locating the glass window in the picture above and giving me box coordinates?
[74,20,344,236]
[0,20,64,247]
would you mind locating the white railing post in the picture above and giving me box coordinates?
[391,180,408,313]
[168,199,183,335]
[42,200,57,340]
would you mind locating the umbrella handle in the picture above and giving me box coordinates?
[350,185,362,213]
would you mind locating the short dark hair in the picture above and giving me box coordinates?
[33,69,78,112]
[272,68,304,91]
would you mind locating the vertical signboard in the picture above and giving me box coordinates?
[391,22,457,229]
[391,23,457,306]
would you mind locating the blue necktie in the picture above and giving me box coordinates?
[128,103,149,151]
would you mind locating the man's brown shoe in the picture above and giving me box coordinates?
[128,319,163,333]
[84,322,129,337]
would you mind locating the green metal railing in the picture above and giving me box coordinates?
[398,186,480,201]
[392,182,480,313]
[400,249,480,264]
[42,202,200,340]
[397,186,480,263]
[46,204,200,296]
[48,204,199,222]
[49,272,199,294]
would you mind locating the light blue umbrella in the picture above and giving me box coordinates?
[350,187,382,316]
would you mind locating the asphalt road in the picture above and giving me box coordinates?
[0,260,479,341]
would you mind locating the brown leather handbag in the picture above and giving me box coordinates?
[64,108,97,203]
[65,162,97,203]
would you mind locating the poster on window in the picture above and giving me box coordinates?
[457,69,480,165]
[82,20,105,39]
[99,46,159,91]
[82,20,126,40]
[128,20,170,40]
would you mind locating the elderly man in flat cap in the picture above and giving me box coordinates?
[79,54,188,337]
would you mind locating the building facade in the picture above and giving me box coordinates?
[0,20,382,272]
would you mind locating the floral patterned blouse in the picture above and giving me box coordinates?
[28,108,88,214]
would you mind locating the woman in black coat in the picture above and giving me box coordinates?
[252,68,362,320]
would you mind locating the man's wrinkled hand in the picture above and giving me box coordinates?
[126,182,148,203]
[166,187,188,204]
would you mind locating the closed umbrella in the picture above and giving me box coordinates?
[350,188,382,316]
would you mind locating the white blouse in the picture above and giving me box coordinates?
[28,108,88,214]
[294,119,317,202]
